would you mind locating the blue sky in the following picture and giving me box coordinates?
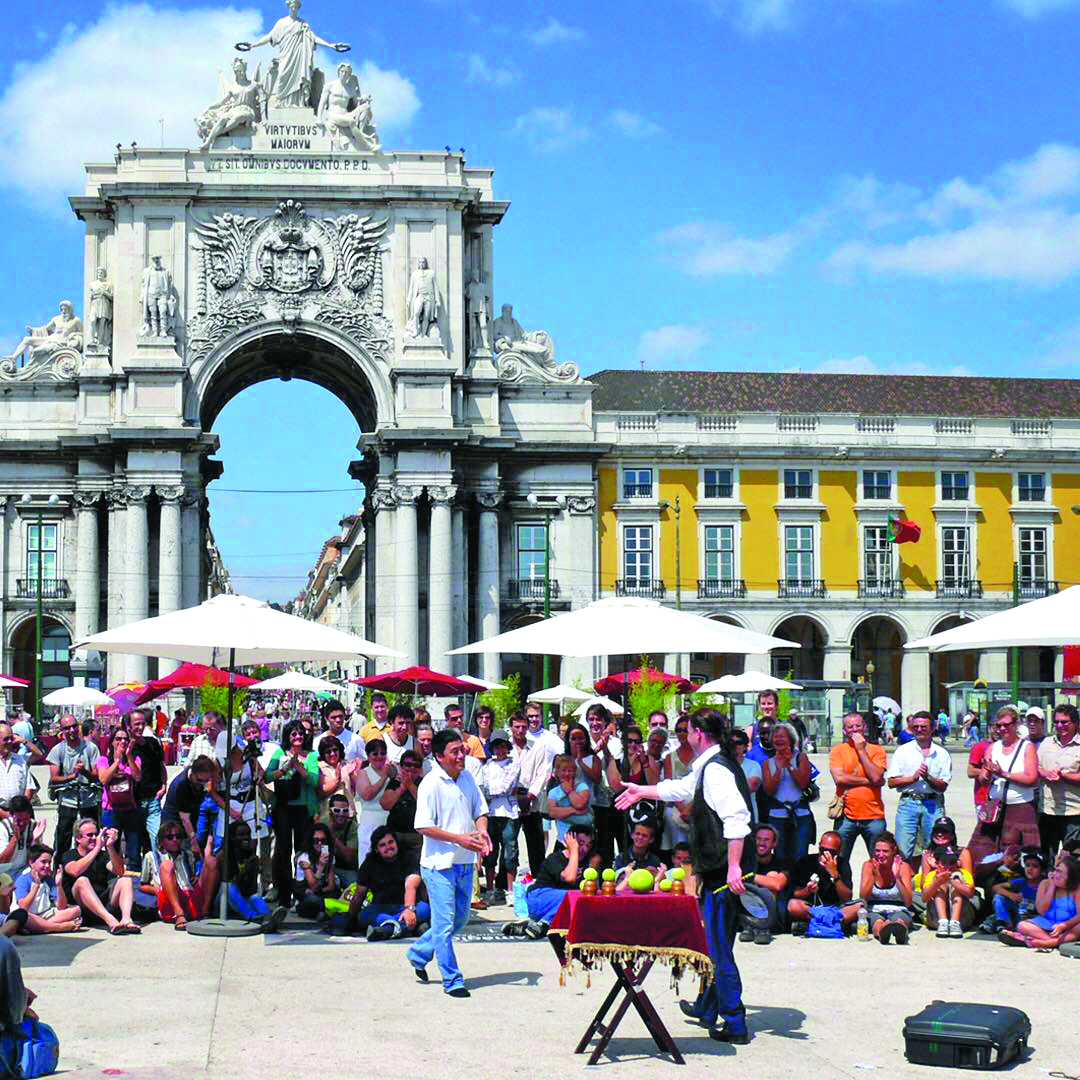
[4,0,1080,600]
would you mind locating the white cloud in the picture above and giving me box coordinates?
[465,53,518,87]
[790,355,975,377]
[997,0,1080,15]
[526,17,585,46]
[656,221,802,276]
[512,107,588,152]
[0,4,420,208]
[609,109,662,139]
[637,325,711,365]
[702,0,801,32]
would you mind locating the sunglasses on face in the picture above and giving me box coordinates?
[329,808,349,816]
[819,846,841,855]
[61,726,78,733]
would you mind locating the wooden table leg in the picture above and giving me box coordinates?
[574,970,628,1054]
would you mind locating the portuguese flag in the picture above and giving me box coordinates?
[887,516,921,544]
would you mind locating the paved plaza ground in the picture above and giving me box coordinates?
[16,748,1078,1079]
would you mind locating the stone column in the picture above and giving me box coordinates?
[901,649,931,716]
[371,489,397,673]
[158,486,184,675]
[822,646,851,745]
[476,491,503,683]
[125,485,152,683]
[428,485,456,673]
[978,649,1008,684]
[106,489,128,683]
[181,492,203,609]
[73,493,101,647]
[393,485,422,666]
[450,500,466,673]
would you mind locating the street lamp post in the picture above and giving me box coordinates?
[527,493,565,717]
[20,494,59,725]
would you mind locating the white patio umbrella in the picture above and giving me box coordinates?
[41,685,115,707]
[527,683,593,706]
[695,672,803,695]
[0,675,29,690]
[248,671,345,693]
[572,695,625,717]
[905,586,1080,651]
[449,597,798,658]
[458,674,508,691]
[74,593,403,936]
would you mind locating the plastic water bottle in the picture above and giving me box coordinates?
[856,908,870,942]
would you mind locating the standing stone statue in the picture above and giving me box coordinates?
[236,0,349,109]
[406,257,440,339]
[6,302,83,365]
[318,62,379,151]
[88,268,113,350]
[140,256,176,338]
[491,303,553,362]
[465,274,489,352]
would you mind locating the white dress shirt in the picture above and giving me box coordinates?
[655,744,751,840]
[414,760,489,869]
[885,739,952,797]
[313,728,364,763]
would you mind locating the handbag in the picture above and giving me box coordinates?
[105,768,136,813]
[827,792,845,821]
[806,905,845,939]
[0,1019,60,1078]
[977,740,1025,828]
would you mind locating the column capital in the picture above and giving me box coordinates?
[476,491,504,511]
[370,487,397,512]
[73,491,103,510]
[392,484,423,506]
[122,484,152,505]
[180,490,205,510]
[107,488,130,510]
[156,485,185,504]
[428,484,458,505]
[567,495,596,514]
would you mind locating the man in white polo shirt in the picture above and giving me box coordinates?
[407,728,490,997]
[885,710,952,859]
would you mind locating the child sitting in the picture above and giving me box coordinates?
[999,854,1080,949]
[983,848,1044,932]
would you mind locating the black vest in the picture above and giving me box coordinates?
[688,752,755,890]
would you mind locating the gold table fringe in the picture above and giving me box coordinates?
[562,942,714,992]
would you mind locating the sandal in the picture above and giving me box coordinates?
[120,923,142,935]
[998,930,1027,948]
[109,924,125,936]
[174,917,187,932]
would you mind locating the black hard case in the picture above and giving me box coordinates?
[903,1001,1030,1069]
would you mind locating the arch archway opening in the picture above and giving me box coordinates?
[501,614,560,703]
[772,616,827,681]
[10,617,71,709]
[929,615,980,712]
[691,615,748,683]
[851,615,906,706]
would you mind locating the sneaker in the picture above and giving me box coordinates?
[367,922,396,942]
[892,923,909,945]
[263,906,288,934]
[738,927,755,943]
[791,921,808,937]
[523,919,549,939]
[936,920,950,937]
[753,929,772,946]
[949,919,963,938]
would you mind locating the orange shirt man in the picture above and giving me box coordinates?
[829,713,887,863]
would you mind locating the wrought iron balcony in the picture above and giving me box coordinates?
[1016,579,1058,600]
[697,579,747,599]
[777,579,826,599]
[621,484,654,500]
[16,578,70,599]
[703,483,734,499]
[508,578,560,601]
[858,579,905,599]
[616,579,666,599]
[935,579,983,599]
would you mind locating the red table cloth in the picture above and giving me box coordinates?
[549,892,712,982]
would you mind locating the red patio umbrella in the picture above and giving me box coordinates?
[594,668,697,697]
[132,662,259,707]
[351,665,479,696]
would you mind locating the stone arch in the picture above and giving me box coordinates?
[186,319,395,432]
[8,613,73,706]
[771,614,829,681]
[928,614,979,711]
[849,614,908,705]
[690,612,752,683]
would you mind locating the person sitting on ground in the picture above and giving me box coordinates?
[480,730,520,905]
[738,824,789,945]
[0,935,38,1032]
[787,830,861,933]
[666,841,699,897]
[0,796,45,877]
[520,824,600,936]
[860,830,914,944]
[61,819,140,934]
[917,839,977,938]
[342,825,429,940]
[223,820,286,931]
[139,823,219,931]
[294,821,341,919]
[613,821,665,892]
[381,751,422,860]
[324,793,359,885]
[13,844,81,934]
[547,753,593,841]
[999,854,1080,949]
[986,848,1046,932]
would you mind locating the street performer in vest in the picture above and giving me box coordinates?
[616,707,754,1045]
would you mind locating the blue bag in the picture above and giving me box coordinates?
[806,905,844,939]
[5,1019,60,1078]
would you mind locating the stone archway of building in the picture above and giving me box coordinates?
[850,615,906,705]
[9,615,72,710]
[188,321,393,433]
[691,614,749,683]
[502,614,560,703]
[772,615,827,680]
[929,614,979,711]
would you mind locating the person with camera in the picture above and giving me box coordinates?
[267,721,320,910]
[294,821,341,918]
[96,727,143,872]
[13,843,82,934]
[210,733,264,854]
[61,819,139,934]
[128,709,167,864]
[46,714,102,862]
[0,796,46,876]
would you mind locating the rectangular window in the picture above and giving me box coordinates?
[1018,472,1046,502]
[941,471,969,501]
[784,525,814,582]
[1018,527,1047,582]
[704,525,735,582]
[622,468,653,500]
[516,524,547,581]
[942,527,970,583]
[783,469,813,499]
[26,524,57,580]
[864,526,892,583]
[703,469,733,499]
[863,470,891,500]
[623,526,653,584]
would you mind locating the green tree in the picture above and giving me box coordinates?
[476,674,521,725]
[626,663,677,737]
[198,676,247,721]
